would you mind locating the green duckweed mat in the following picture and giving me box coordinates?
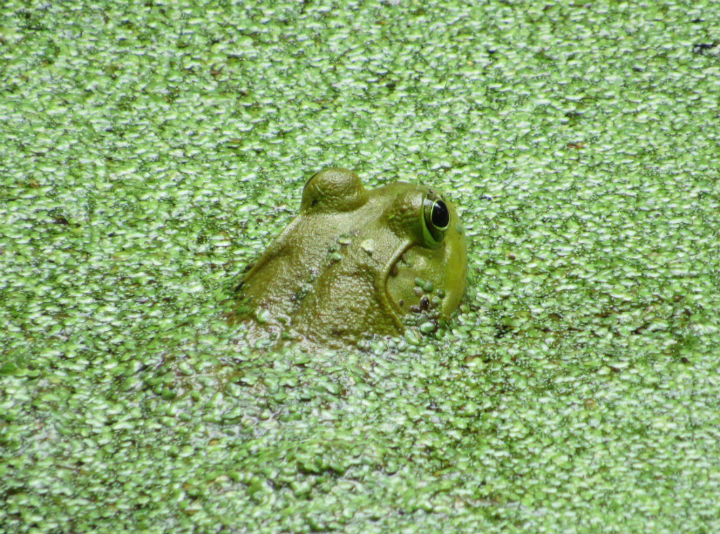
[2,1,720,532]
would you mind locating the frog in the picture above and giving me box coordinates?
[234,167,467,348]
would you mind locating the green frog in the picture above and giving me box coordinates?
[235,168,467,347]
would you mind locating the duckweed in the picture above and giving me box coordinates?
[1,1,720,533]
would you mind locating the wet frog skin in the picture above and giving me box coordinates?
[236,168,467,347]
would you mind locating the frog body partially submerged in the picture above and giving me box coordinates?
[236,168,467,347]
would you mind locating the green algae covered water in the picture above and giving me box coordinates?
[1,1,719,532]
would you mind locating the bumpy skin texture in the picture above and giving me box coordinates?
[236,168,467,347]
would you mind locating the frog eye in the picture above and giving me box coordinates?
[423,196,450,244]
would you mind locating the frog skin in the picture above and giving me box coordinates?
[235,168,467,347]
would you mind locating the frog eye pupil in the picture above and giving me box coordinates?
[432,201,449,229]
[422,196,450,245]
